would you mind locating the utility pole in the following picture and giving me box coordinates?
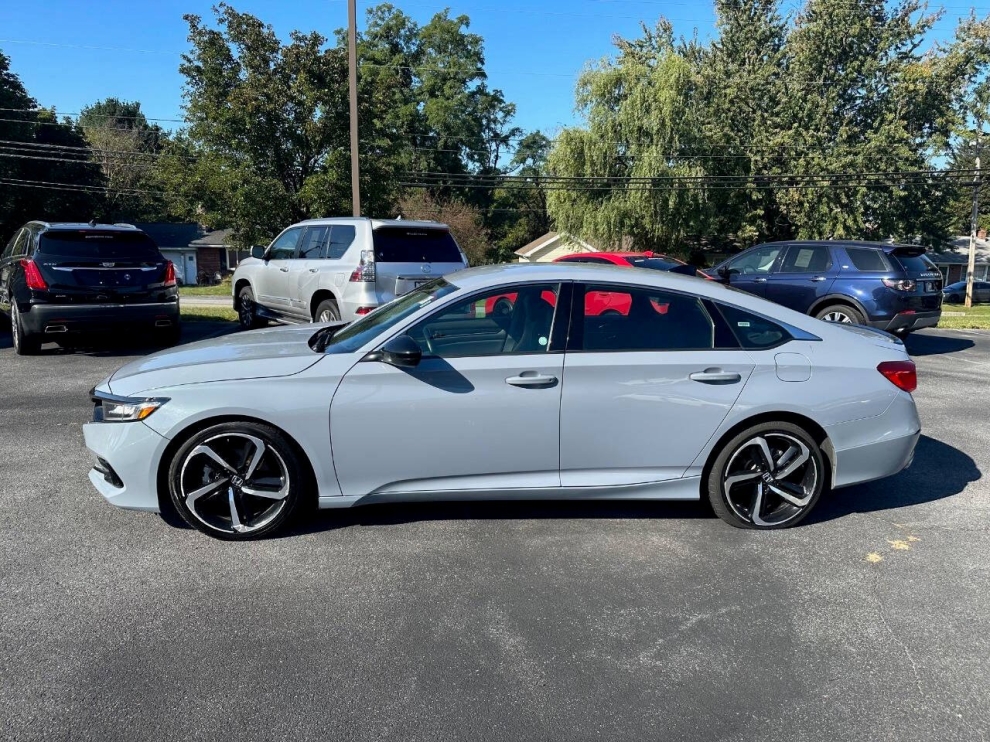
[965,142,981,308]
[347,0,361,217]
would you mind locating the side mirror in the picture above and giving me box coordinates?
[251,245,267,260]
[381,335,422,368]
[717,265,731,283]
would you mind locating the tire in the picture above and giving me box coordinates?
[945,294,962,305]
[492,297,513,317]
[600,309,622,316]
[706,421,826,530]
[814,303,864,325]
[167,421,308,540]
[237,286,265,330]
[11,303,41,356]
[313,298,340,324]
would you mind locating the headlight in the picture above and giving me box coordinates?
[91,390,169,422]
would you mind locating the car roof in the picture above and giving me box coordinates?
[27,221,141,232]
[753,239,925,253]
[292,217,449,230]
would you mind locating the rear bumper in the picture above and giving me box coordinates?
[21,301,180,335]
[871,309,940,333]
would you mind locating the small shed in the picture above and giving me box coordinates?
[136,223,235,285]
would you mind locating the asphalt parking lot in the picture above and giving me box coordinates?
[1,324,988,741]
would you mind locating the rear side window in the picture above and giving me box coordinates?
[891,251,938,273]
[576,285,714,351]
[716,303,791,349]
[624,257,684,271]
[297,226,328,259]
[372,227,462,263]
[37,230,160,260]
[845,248,890,272]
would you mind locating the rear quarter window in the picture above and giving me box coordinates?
[38,231,161,260]
[844,248,890,272]
[372,227,463,263]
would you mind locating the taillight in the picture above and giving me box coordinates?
[354,306,375,315]
[878,360,917,393]
[349,249,376,282]
[882,278,916,292]
[164,261,177,287]
[21,259,48,291]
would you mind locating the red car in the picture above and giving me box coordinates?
[553,251,710,316]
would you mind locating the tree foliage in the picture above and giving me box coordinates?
[0,50,103,243]
[548,0,990,255]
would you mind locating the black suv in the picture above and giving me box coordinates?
[713,240,943,334]
[0,222,180,355]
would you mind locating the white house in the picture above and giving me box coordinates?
[514,232,598,262]
[929,233,990,284]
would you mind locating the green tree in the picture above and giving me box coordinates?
[0,50,102,243]
[78,98,166,222]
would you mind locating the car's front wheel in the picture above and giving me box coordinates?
[167,422,308,540]
[707,421,826,529]
[11,303,41,355]
[815,304,863,324]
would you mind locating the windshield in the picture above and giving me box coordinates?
[314,278,459,354]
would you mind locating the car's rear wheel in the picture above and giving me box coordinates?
[314,298,340,324]
[237,287,265,330]
[815,304,863,325]
[167,422,307,540]
[945,294,962,304]
[11,303,41,355]
[707,421,826,530]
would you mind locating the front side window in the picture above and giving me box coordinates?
[716,303,791,349]
[297,227,328,259]
[405,283,560,358]
[318,278,459,354]
[576,284,714,351]
[268,228,302,260]
[727,245,784,276]
[779,245,831,273]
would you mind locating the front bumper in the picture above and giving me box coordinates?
[82,420,168,512]
[22,301,180,336]
[871,309,940,333]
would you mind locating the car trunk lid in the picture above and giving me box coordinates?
[883,245,943,311]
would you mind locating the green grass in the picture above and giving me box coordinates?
[179,279,232,297]
[180,305,238,323]
[937,304,990,330]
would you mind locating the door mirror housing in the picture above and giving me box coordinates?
[251,245,267,260]
[717,265,732,283]
[380,335,422,368]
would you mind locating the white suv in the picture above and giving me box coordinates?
[232,218,469,328]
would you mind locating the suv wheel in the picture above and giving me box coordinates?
[815,304,863,325]
[237,287,266,330]
[11,303,41,355]
[314,298,340,324]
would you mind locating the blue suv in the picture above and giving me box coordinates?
[712,240,943,334]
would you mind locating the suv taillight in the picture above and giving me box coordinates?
[877,360,917,393]
[21,259,48,291]
[882,278,916,292]
[164,261,177,287]
[349,249,376,282]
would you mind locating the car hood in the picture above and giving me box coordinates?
[107,324,336,395]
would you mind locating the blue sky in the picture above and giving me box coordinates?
[0,0,985,139]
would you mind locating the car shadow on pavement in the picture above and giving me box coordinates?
[0,322,237,358]
[905,332,975,356]
[807,434,980,524]
[283,498,711,537]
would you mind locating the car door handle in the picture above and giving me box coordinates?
[505,372,558,388]
[753,277,767,283]
[810,276,827,282]
[279,267,290,272]
[308,268,319,273]
[689,369,742,384]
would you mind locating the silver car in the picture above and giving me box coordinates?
[84,263,921,539]
[231,217,469,327]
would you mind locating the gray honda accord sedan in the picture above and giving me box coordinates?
[84,263,920,539]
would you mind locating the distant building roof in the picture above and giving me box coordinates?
[929,236,990,265]
[135,222,233,249]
